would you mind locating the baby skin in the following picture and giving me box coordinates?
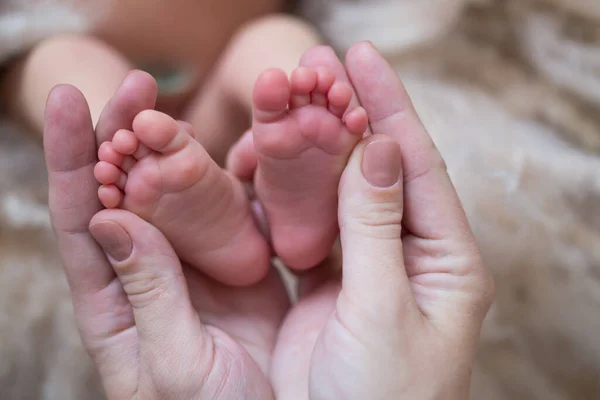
[250,67,368,269]
[94,111,270,286]
[94,65,367,284]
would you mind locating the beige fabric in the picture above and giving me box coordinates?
[0,123,104,399]
[0,0,104,63]
[0,0,599,398]
[301,0,600,398]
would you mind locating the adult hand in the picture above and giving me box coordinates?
[44,76,288,399]
[270,43,495,400]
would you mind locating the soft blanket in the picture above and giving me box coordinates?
[1,0,599,398]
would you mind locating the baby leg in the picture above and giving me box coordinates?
[0,35,132,134]
[183,14,322,165]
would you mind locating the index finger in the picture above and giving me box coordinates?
[345,42,472,242]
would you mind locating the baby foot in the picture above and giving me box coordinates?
[94,110,270,286]
[252,67,368,270]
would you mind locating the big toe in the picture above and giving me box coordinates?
[133,110,186,153]
[253,69,290,123]
[131,110,208,192]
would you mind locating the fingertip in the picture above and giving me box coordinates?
[339,135,403,215]
[299,45,337,67]
[96,70,158,143]
[45,84,88,115]
[44,85,96,173]
[120,70,159,102]
[89,218,133,262]
[345,41,380,66]
[361,137,402,189]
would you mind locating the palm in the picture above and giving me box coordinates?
[183,265,290,373]
[269,266,344,399]
[270,235,471,400]
[273,276,386,400]
[96,263,290,399]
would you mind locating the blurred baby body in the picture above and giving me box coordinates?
[0,0,321,164]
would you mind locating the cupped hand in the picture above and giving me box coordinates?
[269,43,495,400]
[44,77,288,399]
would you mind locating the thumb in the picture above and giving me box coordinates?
[89,210,209,376]
[338,135,417,321]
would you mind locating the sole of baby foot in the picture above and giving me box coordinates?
[252,66,368,270]
[94,110,270,286]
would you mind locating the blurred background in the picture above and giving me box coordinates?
[1,0,599,398]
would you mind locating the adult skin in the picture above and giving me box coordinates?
[270,43,495,400]
[44,43,494,399]
[45,73,288,399]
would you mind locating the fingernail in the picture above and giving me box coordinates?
[90,221,132,262]
[362,140,402,188]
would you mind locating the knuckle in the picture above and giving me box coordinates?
[121,272,176,309]
[343,200,403,239]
